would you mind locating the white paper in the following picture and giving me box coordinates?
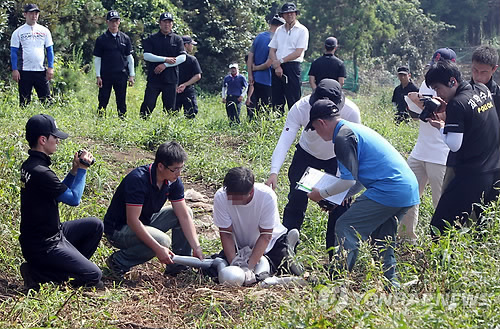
[296,167,349,205]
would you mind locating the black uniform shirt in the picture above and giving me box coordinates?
[20,150,67,250]
[391,81,419,113]
[308,53,346,85]
[93,30,133,77]
[444,81,500,174]
[143,31,185,84]
[471,77,500,122]
[178,54,202,87]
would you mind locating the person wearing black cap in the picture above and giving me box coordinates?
[10,4,54,106]
[424,60,500,237]
[19,114,103,289]
[93,10,135,118]
[396,50,455,244]
[139,12,187,118]
[308,36,346,90]
[268,2,309,113]
[246,15,285,120]
[265,79,360,259]
[305,99,419,287]
[175,36,202,119]
[391,66,418,124]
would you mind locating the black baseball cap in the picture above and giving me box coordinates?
[309,79,345,110]
[182,35,197,45]
[325,37,338,48]
[305,99,340,131]
[106,10,120,20]
[24,4,40,12]
[160,12,174,21]
[397,66,410,75]
[279,2,300,15]
[26,114,68,143]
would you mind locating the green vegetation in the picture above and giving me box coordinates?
[1,66,500,328]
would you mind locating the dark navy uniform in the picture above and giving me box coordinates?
[175,54,202,118]
[431,82,500,234]
[471,77,500,122]
[140,31,185,117]
[20,150,103,287]
[308,53,346,86]
[391,81,419,123]
[93,30,133,117]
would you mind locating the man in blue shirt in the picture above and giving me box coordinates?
[104,142,203,278]
[246,15,285,120]
[306,99,419,286]
[222,63,248,124]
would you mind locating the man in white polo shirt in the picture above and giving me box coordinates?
[213,167,302,285]
[268,2,309,113]
[10,4,54,106]
[266,79,361,259]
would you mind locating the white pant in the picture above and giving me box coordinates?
[397,156,446,242]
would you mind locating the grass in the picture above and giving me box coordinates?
[1,66,500,328]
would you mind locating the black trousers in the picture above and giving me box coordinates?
[225,95,242,124]
[140,82,177,118]
[247,82,272,121]
[283,144,349,257]
[21,217,103,287]
[175,86,198,119]
[98,72,128,117]
[272,62,301,114]
[430,169,500,236]
[18,70,51,106]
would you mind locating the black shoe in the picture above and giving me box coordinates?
[20,262,38,290]
[164,263,189,277]
[106,254,127,280]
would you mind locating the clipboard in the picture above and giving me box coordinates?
[296,166,349,205]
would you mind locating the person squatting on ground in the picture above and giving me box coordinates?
[104,141,203,279]
[265,79,361,259]
[20,114,103,289]
[470,45,500,118]
[175,36,202,119]
[424,60,500,237]
[139,13,186,118]
[306,99,419,287]
[10,4,54,107]
[222,63,248,124]
[268,2,309,114]
[93,10,135,118]
[397,49,455,244]
[391,66,418,124]
[213,167,303,285]
[246,15,285,120]
[308,36,346,90]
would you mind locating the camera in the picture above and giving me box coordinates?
[77,150,95,167]
[419,97,441,122]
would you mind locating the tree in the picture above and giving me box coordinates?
[178,0,274,93]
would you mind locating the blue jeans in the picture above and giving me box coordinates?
[106,206,192,272]
[334,194,410,281]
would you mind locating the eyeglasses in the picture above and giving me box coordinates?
[165,165,184,173]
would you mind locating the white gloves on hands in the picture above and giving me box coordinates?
[241,266,256,286]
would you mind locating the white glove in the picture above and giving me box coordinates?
[241,267,256,286]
